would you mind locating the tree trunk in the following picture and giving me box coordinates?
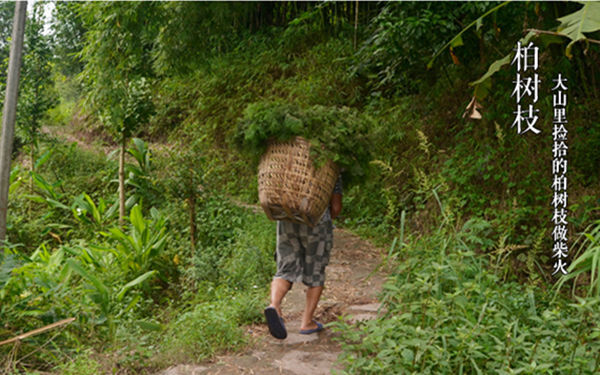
[354,0,359,50]
[0,2,27,243]
[119,135,126,226]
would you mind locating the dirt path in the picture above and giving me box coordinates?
[159,228,387,375]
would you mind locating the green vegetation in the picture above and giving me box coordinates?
[333,205,600,373]
[0,1,599,373]
[1,141,275,371]
[237,101,373,184]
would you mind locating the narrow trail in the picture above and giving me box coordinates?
[43,124,388,375]
[40,124,172,158]
[159,228,387,375]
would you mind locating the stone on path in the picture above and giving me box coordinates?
[346,312,377,324]
[276,350,341,375]
[344,302,384,324]
[347,303,382,313]
[159,364,208,375]
[272,332,320,345]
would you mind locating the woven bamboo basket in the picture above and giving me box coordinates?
[258,136,339,227]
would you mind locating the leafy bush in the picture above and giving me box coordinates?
[1,203,170,355]
[180,195,276,293]
[124,138,162,208]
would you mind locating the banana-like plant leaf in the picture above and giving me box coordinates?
[471,31,535,86]
[469,31,537,100]
[556,2,600,58]
[66,259,110,307]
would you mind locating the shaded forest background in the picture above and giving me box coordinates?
[1,1,600,374]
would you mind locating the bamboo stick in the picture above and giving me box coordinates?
[0,318,76,346]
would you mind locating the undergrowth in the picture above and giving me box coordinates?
[333,199,600,374]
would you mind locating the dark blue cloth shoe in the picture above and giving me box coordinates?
[299,321,324,334]
[264,307,287,339]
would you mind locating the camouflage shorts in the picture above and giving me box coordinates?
[274,218,334,287]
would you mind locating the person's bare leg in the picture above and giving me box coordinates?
[300,285,323,331]
[269,277,292,317]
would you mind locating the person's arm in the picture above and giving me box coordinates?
[330,193,342,220]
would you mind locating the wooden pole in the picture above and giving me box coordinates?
[0,1,27,243]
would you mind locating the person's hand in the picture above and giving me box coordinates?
[330,193,342,220]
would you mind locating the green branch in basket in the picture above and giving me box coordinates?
[235,100,373,186]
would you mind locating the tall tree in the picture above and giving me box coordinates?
[51,1,86,77]
[18,2,57,178]
[78,2,156,225]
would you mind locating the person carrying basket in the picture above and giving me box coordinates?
[264,175,343,339]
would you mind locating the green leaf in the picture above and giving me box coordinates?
[125,195,138,210]
[471,54,511,86]
[104,201,118,221]
[46,198,70,211]
[66,259,110,307]
[116,270,156,301]
[536,33,567,48]
[9,167,22,194]
[23,195,46,204]
[129,204,145,234]
[34,149,54,169]
[469,31,537,100]
[473,76,492,101]
[84,194,101,224]
[556,2,600,58]
[450,35,464,48]
[471,31,535,86]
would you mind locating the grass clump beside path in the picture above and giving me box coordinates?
[333,214,600,374]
